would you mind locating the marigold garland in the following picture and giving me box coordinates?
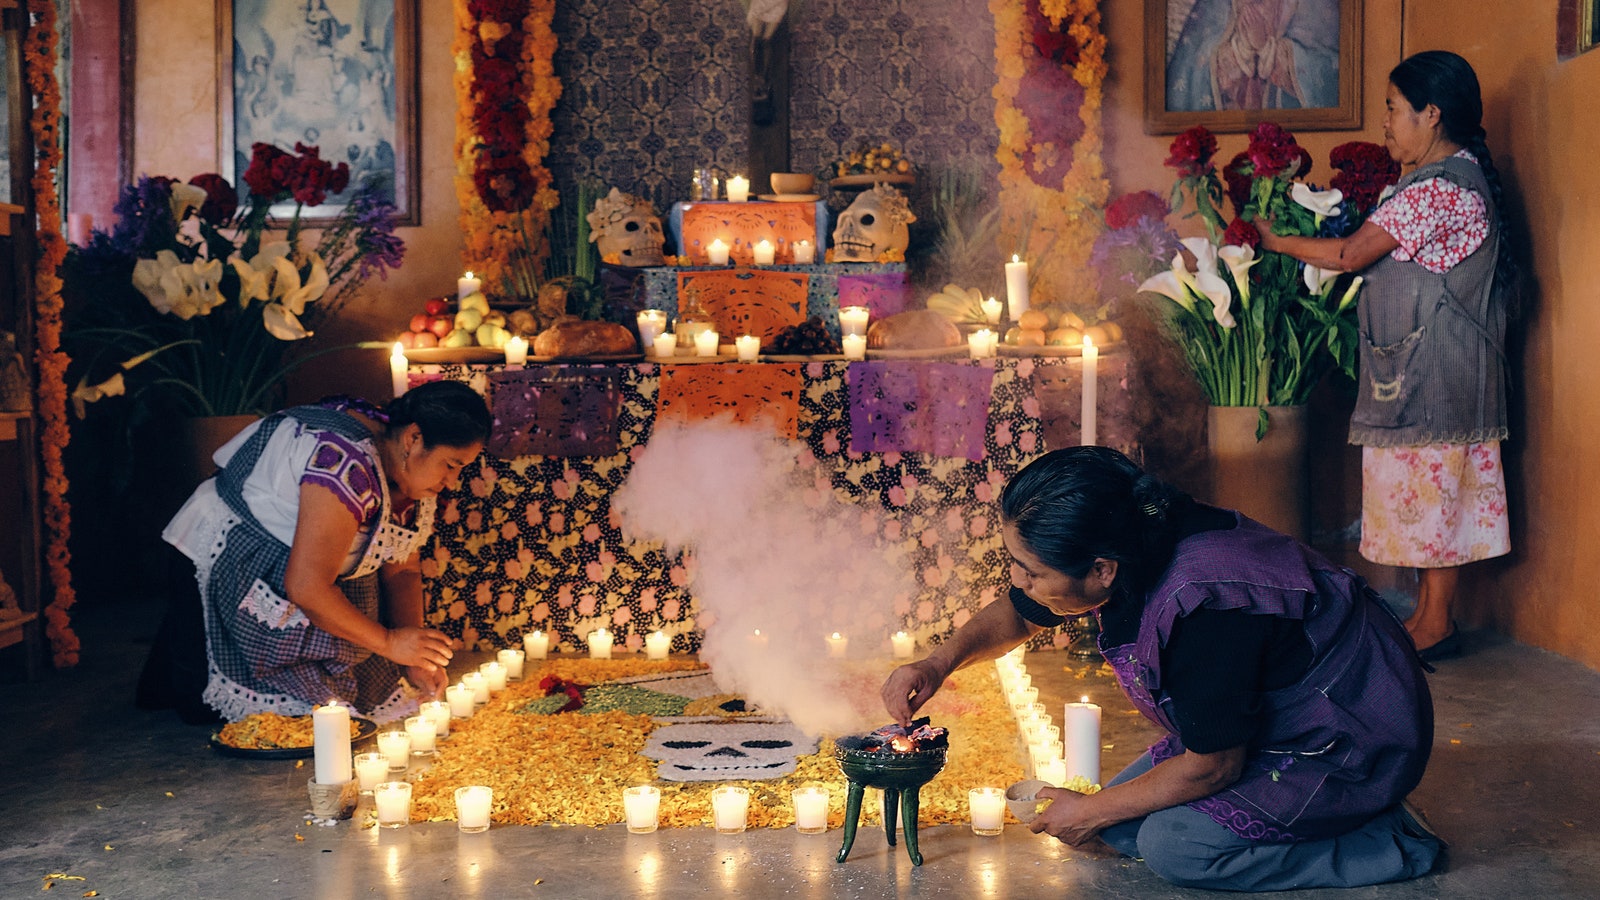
[990,0,1109,311]
[23,0,78,667]
[453,0,562,295]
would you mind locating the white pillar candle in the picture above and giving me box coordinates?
[792,786,829,834]
[694,329,720,358]
[420,700,452,738]
[624,785,661,834]
[1036,757,1067,788]
[497,648,525,680]
[374,781,412,828]
[588,628,614,659]
[390,342,409,399]
[404,715,437,754]
[1063,698,1103,786]
[457,271,483,301]
[462,671,489,704]
[734,334,760,362]
[712,785,750,834]
[479,660,508,692]
[706,238,731,265]
[838,305,870,337]
[842,333,866,361]
[825,632,849,658]
[353,752,388,793]
[636,309,668,348]
[968,328,995,359]
[503,335,529,367]
[447,682,476,718]
[969,787,1006,835]
[726,175,750,203]
[454,785,493,833]
[1081,335,1098,446]
[982,295,1003,325]
[652,332,677,358]
[891,631,915,660]
[645,630,671,660]
[312,701,353,786]
[1005,254,1030,319]
[751,239,775,265]
[524,630,550,659]
[792,240,815,264]
[376,729,411,771]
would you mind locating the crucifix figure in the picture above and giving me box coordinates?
[746,0,789,126]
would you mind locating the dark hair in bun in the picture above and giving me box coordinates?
[384,380,491,449]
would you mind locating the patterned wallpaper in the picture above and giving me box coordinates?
[548,0,1000,212]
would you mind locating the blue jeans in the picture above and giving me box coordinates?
[1095,753,1442,892]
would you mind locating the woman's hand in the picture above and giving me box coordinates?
[405,663,449,701]
[1027,787,1105,846]
[383,625,456,671]
[880,659,950,726]
[1251,215,1279,251]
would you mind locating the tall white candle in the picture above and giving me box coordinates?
[404,715,436,754]
[420,700,452,737]
[636,309,668,348]
[891,631,915,659]
[752,239,776,265]
[838,306,870,337]
[726,175,750,203]
[462,670,489,704]
[479,660,508,692]
[389,342,409,398]
[457,271,483,301]
[842,333,866,361]
[312,702,352,785]
[1005,254,1030,320]
[1081,336,1098,446]
[353,752,388,793]
[792,786,829,834]
[969,787,1006,834]
[646,630,671,660]
[447,682,476,718]
[706,238,731,266]
[455,785,493,833]
[374,781,412,828]
[524,630,549,659]
[1063,698,1103,786]
[624,785,661,834]
[712,785,750,834]
[694,330,720,358]
[376,729,411,771]
[792,240,815,264]
[825,632,849,658]
[503,335,529,366]
[735,334,760,362]
[588,628,613,659]
[497,648,525,680]
[652,331,677,358]
[982,295,1003,325]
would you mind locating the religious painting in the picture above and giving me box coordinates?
[217,0,420,224]
[1143,0,1362,134]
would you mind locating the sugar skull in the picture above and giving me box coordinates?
[588,187,666,266]
[642,722,818,781]
[831,184,915,262]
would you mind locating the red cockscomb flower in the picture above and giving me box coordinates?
[1165,126,1219,178]
[1105,190,1170,230]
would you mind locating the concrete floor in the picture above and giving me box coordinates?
[4,595,1600,899]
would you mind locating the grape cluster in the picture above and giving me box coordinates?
[770,317,842,355]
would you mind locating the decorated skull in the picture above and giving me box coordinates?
[831,184,916,262]
[642,722,819,782]
[587,187,666,266]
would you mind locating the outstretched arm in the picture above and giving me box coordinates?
[1254,218,1399,272]
[880,594,1041,725]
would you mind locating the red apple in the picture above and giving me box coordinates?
[427,315,454,339]
[412,331,438,348]
[409,312,431,333]
[425,297,450,316]
[397,331,419,349]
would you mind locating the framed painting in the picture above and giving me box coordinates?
[1144,0,1363,134]
[216,0,419,225]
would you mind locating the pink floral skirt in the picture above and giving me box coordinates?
[1360,442,1510,568]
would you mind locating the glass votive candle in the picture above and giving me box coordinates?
[623,785,662,834]
[420,700,452,738]
[447,682,476,718]
[735,334,760,362]
[645,630,671,660]
[374,781,412,828]
[479,660,508,692]
[711,785,750,834]
[404,715,437,756]
[463,671,489,704]
[652,331,676,358]
[791,785,829,834]
[842,333,867,361]
[376,729,411,771]
[454,785,493,834]
[969,787,1006,835]
[838,305,870,337]
[636,309,668,347]
[891,631,915,660]
[693,329,720,358]
[524,630,549,659]
[588,628,614,659]
[497,648,526,680]
[825,632,849,658]
[353,752,388,794]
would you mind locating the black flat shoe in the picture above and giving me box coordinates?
[1416,626,1463,663]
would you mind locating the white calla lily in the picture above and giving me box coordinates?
[262,303,314,341]
[1291,183,1343,219]
[132,250,185,314]
[1137,270,1196,313]
[270,252,329,316]
[1173,241,1237,329]
[70,372,126,419]
[1336,275,1365,312]
[1218,243,1259,307]
[230,242,291,305]
[1303,263,1341,297]
[169,182,208,223]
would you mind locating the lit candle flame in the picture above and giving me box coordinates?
[464,270,475,280]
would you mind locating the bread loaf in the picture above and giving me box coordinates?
[866,309,964,350]
[532,320,637,357]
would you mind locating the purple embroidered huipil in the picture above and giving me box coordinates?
[1099,514,1432,842]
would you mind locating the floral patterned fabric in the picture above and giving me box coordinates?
[1360,442,1510,568]
[1367,151,1489,275]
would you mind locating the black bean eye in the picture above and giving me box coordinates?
[860,213,876,227]
[625,221,641,232]
[740,740,793,750]
[663,740,712,749]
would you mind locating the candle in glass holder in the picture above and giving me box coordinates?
[420,700,452,738]
[838,306,870,337]
[792,785,829,834]
[588,628,614,659]
[389,343,409,399]
[455,785,493,834]
[842,333,866,361]
[462,671,489,704]
[1005,255,1030,319]
[726,175,750,203]
[982,295,1003,325]
[497,648,525,680]
[636,309,668,348]
[891,631,915,660]
[447,682,476,718]
[354,752,388,793]
[706,238,731,266]
[374,781,412,828]
[792,240,815,264]
[969,787,1005,835]
[694,330,720,358]
[735,334,760,362]
[405,715,437,755]
[624,785,661,834]
[503,335,529,366]
[1036,757,1067,788]
[479,660,508,692]
[646,630,671,660]
[377,729,411,771]
[457,271,483,301]
[712,785,750,834]
[524,630,550,659]
[752,239,776,265]
[312,701,352,786]
[1064,697,1103,786]
[652,331,677,358]
[825,632,849,658]
[968,328,996,359]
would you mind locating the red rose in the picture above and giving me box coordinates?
[1165,126,1219,178]
[1105,190,1170,230]
[1223,217,1261,250]
[187,173,238,225]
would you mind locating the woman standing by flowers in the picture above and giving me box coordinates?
[1255,51,1516,661]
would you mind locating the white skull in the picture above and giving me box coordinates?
[831,185,915,262]
[643,722,818,781]
[588,187,666,267]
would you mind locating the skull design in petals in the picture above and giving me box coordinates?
[831,185,915,262]
[643,722,818,781]
[588,187,666,267]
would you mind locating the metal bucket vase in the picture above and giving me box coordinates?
[1205,405,1309,542]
